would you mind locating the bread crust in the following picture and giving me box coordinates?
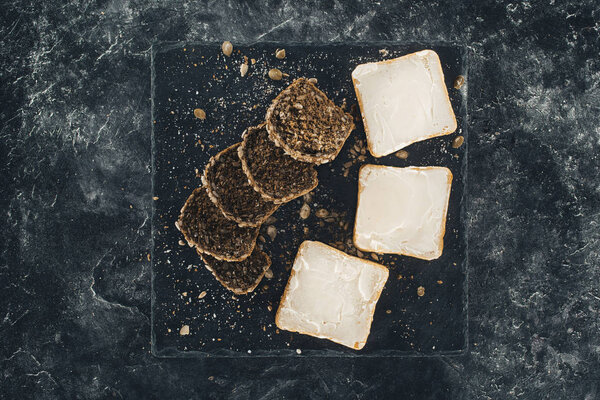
[352,165,453,260]
[351,50,457,158]
[275,241,389,350]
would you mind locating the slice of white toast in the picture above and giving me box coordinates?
[352,50,457,157]
[353,165,452,260]
[275,241,389,350]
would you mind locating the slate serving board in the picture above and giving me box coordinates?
[151,42,468,357]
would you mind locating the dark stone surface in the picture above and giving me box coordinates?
[1,0,598,398]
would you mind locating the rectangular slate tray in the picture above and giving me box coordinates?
[151,42,468,357]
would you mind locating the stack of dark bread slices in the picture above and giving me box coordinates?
[176,78,354,294]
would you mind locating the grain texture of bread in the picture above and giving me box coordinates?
[266,78,354,164]
[238,124,318,204]
[176,187,259,262]
[203,143,279,226]
[199,247,271,295]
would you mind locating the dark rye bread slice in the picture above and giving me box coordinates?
[199,248,271,295]
[176,187,259,261]
[239,124,318,204]
[202,143,279,227]
[265,78,355,164]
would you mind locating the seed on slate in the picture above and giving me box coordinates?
[395,150,409,159]
[343,161,353,168]
[315,209,329,218]
[371,253,379,261]
[265,269,273,279]
[251,58,256,64]
[308,77,318,84]
[275,49,286,59]
[267,226,277,240]
[240,63,249,77]
[268,68,283,81]
[178,240,185,246]
[193,108,206,120]
[453,75,465,89]
[356,250,364,258]
[198,291,207,299]
[386,309,392,314]
[222,41,233,56]
[300,203,310,219]
[452,136,464,148]
[417,286,425,297]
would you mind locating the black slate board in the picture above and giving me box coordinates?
[151,42,468,357]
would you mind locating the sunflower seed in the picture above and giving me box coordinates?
[221,41,233,56]
[240,63,249,77]
[452,136,464,148]
[453,75,465,89]
[275,48,286,59]
[268,68,283,81]
[193,108,206,120]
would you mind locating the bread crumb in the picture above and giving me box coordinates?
[153,196,159,200]
[266,226,277,240]
[417,286,425,297]
[395,150,409,159]
[182,292,187,297]
[379,49,389,56]
[179,325,190,335]
[267,305,273,312]
[300,203,310,219]
[198,291,207,299]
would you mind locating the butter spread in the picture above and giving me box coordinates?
[354,165,452,260]
[352,50,457,157]
[276,241,389,350]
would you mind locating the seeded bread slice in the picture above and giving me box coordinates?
[203,143,279,226]
[239,124,318,204]
[176,187,259,261]
[265,78,355,164]
[199,248,271,295]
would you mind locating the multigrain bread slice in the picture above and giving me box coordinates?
[353,165,453,260]
[176,187,259,261]
[265,78,354,164]
[275,241,389,350]
[238,124,318,204]
[199,248,271,295]
[202,143,279,226]
[351,50,457,157]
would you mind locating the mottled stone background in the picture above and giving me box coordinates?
[1,1,599,398]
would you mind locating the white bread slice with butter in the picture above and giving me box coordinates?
[353,165,452,260]
[352,50,457,157]
[275,241,389,350]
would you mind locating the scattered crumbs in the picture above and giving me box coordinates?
[395,150,409,159]
[300,203,310,219]
[453,75,465,89]
[296,348,302,354]
[193,108,206,120]
[266,226,277,240]
[179,325,190,335]
[452,136,465,149]
[437,280,443,285]
[182,292,188,297]
[417,286,425,297]
[378,48,389,56]
[153,196,159,200]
